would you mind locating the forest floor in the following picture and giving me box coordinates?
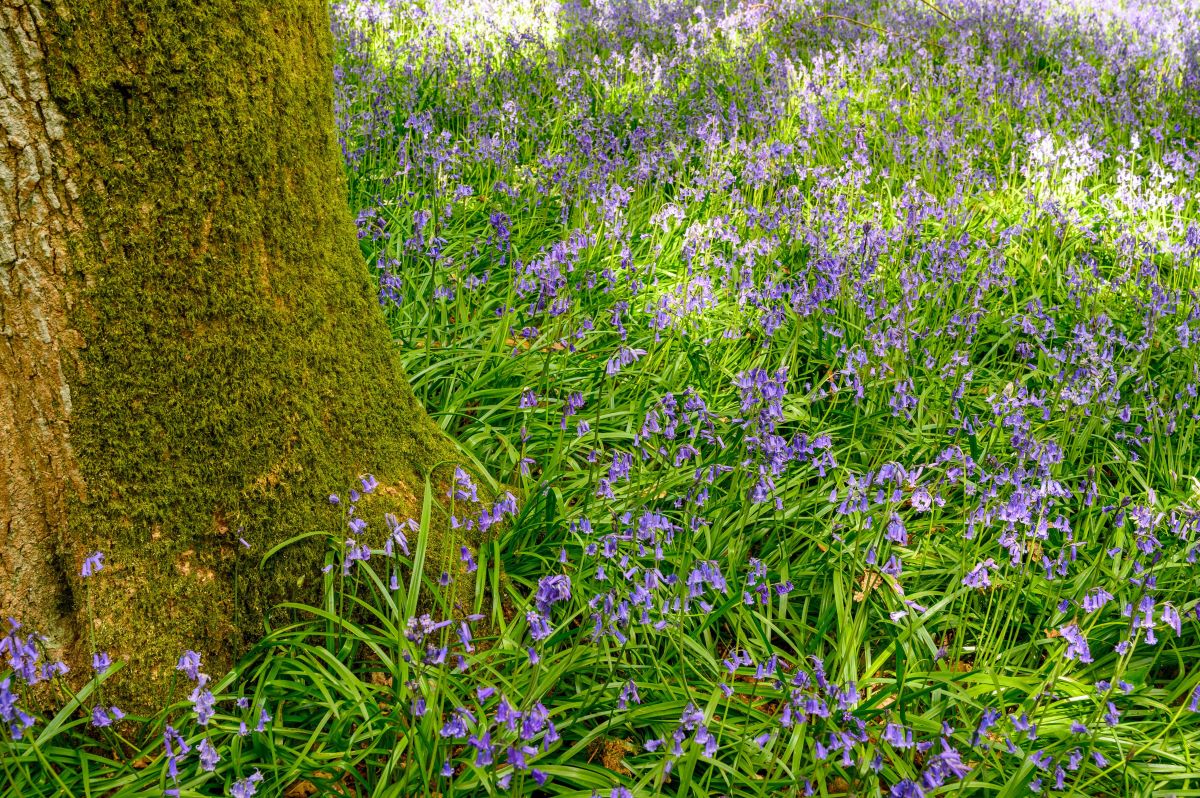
[6,0,1200,796]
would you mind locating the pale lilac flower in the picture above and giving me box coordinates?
[81,552,104,577]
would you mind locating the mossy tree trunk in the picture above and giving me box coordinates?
[0,0,458,705]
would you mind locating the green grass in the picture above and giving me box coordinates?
[6,0,1200,795]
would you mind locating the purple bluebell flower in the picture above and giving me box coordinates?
[190,685,216,725]
[890,780,925,798]
[1059,623,1093,663]
[176,650,203,681]
[605,347,647,377]
[962,559,997,589]
[883,722,915,748]
[162,725,190,781]
[534,574,571,614]
[1163,604,1182,637]
[91,705,112,728]
[384,514,410,556]
[450,467,479,502]
[230,771,263,798]
[526,611,552,641]
[81,552,104,577]
[1082,588,1113,613]
[886,514,908,545]
[198,737,220,771]
[618,680,641,709]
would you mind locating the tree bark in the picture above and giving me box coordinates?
[0,0,458,706]
[0,0,86,653]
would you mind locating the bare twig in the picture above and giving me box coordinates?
[813,13,941,51]
[913,0,957,24]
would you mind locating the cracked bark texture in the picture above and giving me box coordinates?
[0,0,85,650]
[0,0,462,708]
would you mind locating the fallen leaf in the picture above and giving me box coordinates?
[284,781,318,798]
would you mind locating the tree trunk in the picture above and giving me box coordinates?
[0,0,457,705]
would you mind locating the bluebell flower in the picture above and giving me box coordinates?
[190,685,216,725]
[81,552,104,577]
[230,770,263,798]
[176,650,203,681]
[534,574,572,614]
[199,737,220,772]
[962,559,997,589]
[385,514,410,556]
[605,346,646,377]
[1059,623,1093,663]
[91,706,112,728]
[527,611,552,641]
[162,725,190,781]
[0,678,34,739]
[1030,750,1052,770]
[882,722,914,748]
[890,779,925,798]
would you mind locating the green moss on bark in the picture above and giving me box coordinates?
[43,0,458,704]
